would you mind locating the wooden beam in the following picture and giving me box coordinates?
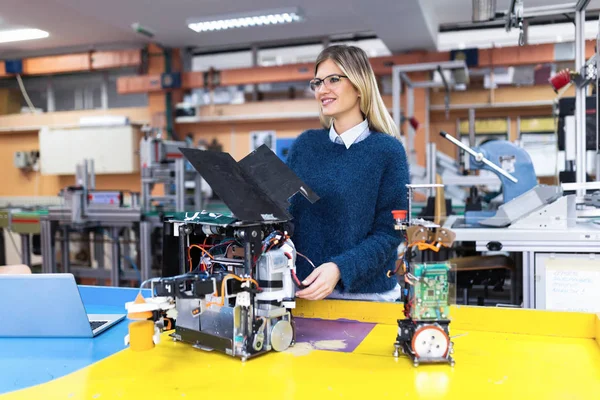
[116,74,163,94]
[22,53,91,75]
[91,49,142,70]
[116,40,597,95]
[0,49,143,78]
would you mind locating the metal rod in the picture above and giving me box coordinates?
[139,221,152,282]
[94,230,104,270]
[110,226,121,287]
[89,159,95,190]
[407,86,415,166]
[425,88,430,148]
[20,234,31,267]
[194,173,203,211]
[61,226,70,274]
[101,72,109,110]
[0,228,5,266]
[576,0,591,12]
[439,131,519,183]
[46,78,55,113]
[597,16,600,182]
[392,67,401,133]
[176,158,185,211]
[575,8,587,197]
[392,60,466,73]
[407,186,413,221]
[523,3,577,17]
[468,108,476,147]
[179,225,187,275]
[429,100,553,110]
[244,240,252,277]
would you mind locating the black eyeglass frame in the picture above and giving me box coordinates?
[309,74,348,91]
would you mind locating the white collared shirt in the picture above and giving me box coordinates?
[329,119,370,149]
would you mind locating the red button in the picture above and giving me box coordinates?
[392,210,407,220]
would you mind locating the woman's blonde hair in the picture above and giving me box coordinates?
[314,45,399,138]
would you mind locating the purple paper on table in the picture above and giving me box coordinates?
[294,318,376,353]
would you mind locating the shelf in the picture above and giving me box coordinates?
[176,111,319,124]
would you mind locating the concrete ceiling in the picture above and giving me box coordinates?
[0,0,438,59]
[3,0,600,59]
[433,0,600,26]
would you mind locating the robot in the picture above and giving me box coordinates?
[125,144,319,361]
[390,184,456,367]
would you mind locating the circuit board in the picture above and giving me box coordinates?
[409,262,451,321]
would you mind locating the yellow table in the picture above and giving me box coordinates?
[3,300,600,399]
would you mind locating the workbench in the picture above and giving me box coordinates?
[443,214,600,309]
[1,286,598,399]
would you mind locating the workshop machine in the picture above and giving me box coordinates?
[139,132,210,213]
[126,145,319,361]
[391,184,457,367]
[439,131,573,229]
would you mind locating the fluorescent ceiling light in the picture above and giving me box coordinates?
[0,28,49,44]
[188,8,303,33]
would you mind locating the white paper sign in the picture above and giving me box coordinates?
[250,131,276,152]
[545,258,600,313]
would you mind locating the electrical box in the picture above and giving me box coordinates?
[39,125,140,175]
[161,72,181,89]
[14,151,40,170]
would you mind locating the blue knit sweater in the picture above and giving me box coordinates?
[287,128,410,294]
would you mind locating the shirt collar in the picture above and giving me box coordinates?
[329,119,369,149]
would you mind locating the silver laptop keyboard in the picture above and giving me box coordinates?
[90,321,109,330]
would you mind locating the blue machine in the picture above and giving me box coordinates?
[439,132,538,226]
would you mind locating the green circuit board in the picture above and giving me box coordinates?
[409,262,451,321]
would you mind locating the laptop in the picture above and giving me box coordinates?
[0,273,126,338]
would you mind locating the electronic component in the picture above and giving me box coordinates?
[126,144,319,361]
[391,184,455,367]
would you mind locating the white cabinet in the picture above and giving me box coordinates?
[39,125,140,175]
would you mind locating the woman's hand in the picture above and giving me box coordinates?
[295,262,340,300]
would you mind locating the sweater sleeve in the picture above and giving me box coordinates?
[330,140,410,293]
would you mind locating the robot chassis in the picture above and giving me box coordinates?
[391,184,457,367]
[127,144,319,361]
[154,217,302,361]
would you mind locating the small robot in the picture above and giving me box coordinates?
[123,144,319,361]
[390,184,456,367]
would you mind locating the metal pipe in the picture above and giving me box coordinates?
[407,86,415,165]
[110,226,121,287]
[61,226,70,274]
[139,221,152,282]
[575,8,587,197]
[179,225,187,275]
[576,0,591,12]
[176,158,185,211]
[392,66,401,134]
[597,16,600,182]
[101,72,109,110]
[523,3,577,17]
[20,234,31,267]
[425,88,431,148]
[244,240,252,277]
[468,108,476,147]
[472,0,496,22]
[89,159,95,190]
[429,100,554,111]
[94,230,104,270]
[194,173,203,210]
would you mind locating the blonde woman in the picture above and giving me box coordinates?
[288,45,410,302]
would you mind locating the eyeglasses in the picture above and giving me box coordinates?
[309,74,348,91]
